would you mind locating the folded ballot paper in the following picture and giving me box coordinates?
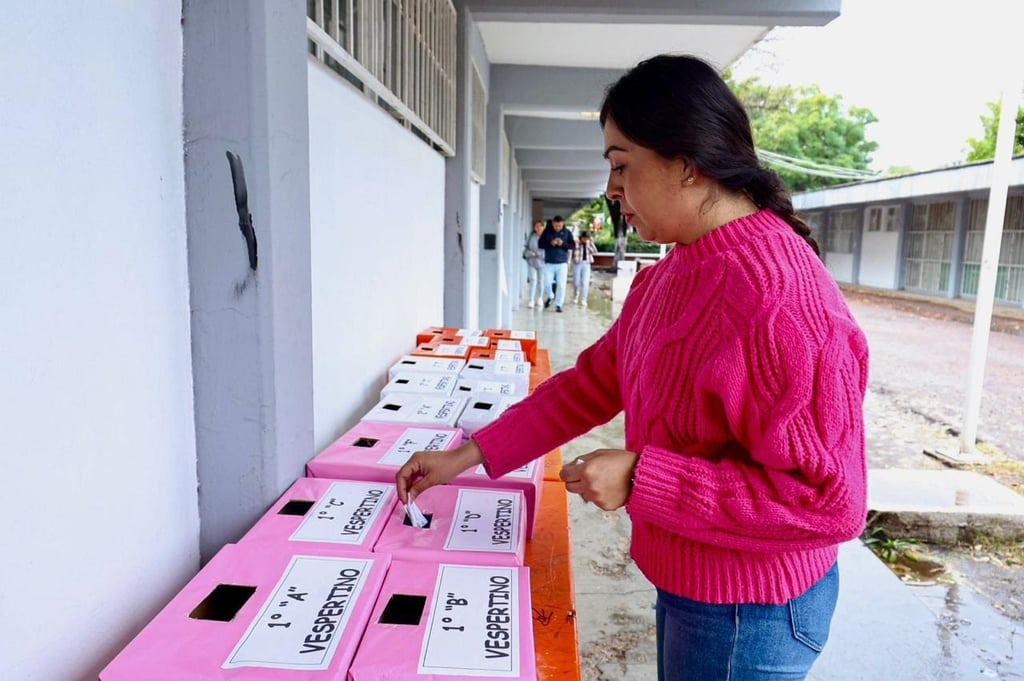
[373,485,527,567]
[100,543,389,680]
[348,560,537,680]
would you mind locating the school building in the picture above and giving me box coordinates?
[794,158,1024,309]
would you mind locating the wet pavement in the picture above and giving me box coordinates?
[511,272,1024,680]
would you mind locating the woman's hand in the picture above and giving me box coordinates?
[396,440,485,503]
[559,448,639,511]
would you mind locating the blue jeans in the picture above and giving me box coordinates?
[543,262,568,307]
[655,562,838,681]
[572,261,591,301]
[526,263,543,302]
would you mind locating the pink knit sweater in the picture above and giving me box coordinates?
[474,209,869,605]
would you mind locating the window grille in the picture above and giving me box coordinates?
[960,195,1024,304]
[825,210,858,254]
[904,201,955,293]
[470,62,487,184]
[307,0,457,156]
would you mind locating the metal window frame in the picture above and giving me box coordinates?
[826,209,858,254]
[961,195,1024,303]
[904,201,957,293]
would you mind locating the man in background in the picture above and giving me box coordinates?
[539,215,575,312]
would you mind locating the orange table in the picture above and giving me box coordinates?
[530,348,553,393]
[524,349,580,679]
[525,477,581,681]
[544,449,564,482]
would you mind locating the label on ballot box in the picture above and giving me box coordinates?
[492,350,526,362]
[434,344,471,357]
[380,372,458,399]
[455,458,542,539]
[289,482,393,545]
[419,565,522,676]
[376,427,461,466]
[473,460,536,480]
[459,335,491,347]
[361,394,468,427]
[388,355,465,380]
[444,488,523,554]
[455,377,522,397]
[224,555,374,670]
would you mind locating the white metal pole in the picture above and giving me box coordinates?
[960,78,1021,456]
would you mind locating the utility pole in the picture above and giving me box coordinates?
[960,75,1022,458]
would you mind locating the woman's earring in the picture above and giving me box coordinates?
[685,176,695,185]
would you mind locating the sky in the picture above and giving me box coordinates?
[730,0,1021,173]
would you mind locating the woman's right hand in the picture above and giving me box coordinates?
[396,440,485,503]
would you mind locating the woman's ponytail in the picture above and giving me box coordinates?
[745,168,820,256]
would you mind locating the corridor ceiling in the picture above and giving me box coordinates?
[468,0,842,216]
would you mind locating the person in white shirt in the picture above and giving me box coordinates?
[572,230,598,307]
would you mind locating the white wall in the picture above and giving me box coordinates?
[825,253,856,283]
[0,5,198,680]
[860,232,900,289]
[308,61,447,450]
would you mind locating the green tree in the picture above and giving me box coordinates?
[964,100,1024,162]
[727,75,879,192]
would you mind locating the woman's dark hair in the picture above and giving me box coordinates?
[599,54,819,255]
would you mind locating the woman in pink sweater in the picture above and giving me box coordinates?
[398,54,869,680]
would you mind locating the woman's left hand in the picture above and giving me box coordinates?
[559,449,639,510]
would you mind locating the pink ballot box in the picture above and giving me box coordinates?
[100,543,390,681]
[361,394,468,428]
[240,478,396,551]
[349,561,536,681]
[306,422,464,483]
[373,486,527,567]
